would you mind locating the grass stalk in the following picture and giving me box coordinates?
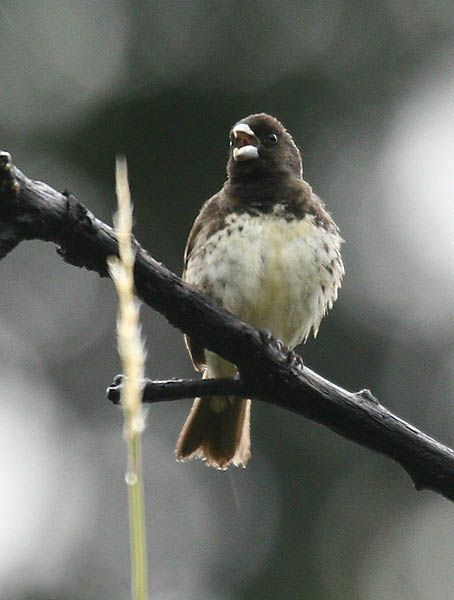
[109,157,148,600]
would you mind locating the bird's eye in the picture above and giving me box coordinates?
[267,133,278,144]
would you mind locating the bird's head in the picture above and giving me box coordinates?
[227,113,302,181]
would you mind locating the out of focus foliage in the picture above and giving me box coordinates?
[1,2,453,599]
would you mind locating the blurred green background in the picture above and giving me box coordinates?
[1,1,453,599]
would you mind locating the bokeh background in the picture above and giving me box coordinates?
[1,1,453,599]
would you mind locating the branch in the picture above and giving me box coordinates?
[107,374,250,404]
[2,151,454,501]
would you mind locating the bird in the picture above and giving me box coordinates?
[175,113,344,469]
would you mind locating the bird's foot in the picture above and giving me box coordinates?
[259,329,304,371]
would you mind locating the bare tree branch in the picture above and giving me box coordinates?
[107,374,249,404]
[2,151,454,501]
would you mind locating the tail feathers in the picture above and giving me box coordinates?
[176,397,251,469]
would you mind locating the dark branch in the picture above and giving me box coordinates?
[2,151,454,501]
[107,374,249,405]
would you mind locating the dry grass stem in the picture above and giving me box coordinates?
[108,156,149,600]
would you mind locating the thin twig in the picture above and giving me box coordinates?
[107,374,249,404]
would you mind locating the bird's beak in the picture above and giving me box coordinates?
[232,123,259,161]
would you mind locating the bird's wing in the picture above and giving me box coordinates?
[182,190,227,372]
[184,334,206,372]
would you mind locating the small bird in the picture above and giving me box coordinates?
[176,113,344,469]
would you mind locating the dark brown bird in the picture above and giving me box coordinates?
[176,113,344,469]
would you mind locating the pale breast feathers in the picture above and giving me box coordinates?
[184,196,343,350]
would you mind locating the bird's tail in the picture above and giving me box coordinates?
[176,384,251,469]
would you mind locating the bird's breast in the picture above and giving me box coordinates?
[184,209,343,347]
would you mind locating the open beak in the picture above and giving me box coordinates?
[232,123,259,161]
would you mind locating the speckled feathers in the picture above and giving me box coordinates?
[176,113,344,469]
